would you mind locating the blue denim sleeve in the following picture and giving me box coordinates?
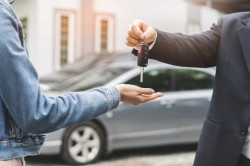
[0,5,120,134]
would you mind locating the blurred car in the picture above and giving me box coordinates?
[39,53,215,165]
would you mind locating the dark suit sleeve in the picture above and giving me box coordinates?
[133,18,222,68]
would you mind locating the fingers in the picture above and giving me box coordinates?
[125,40,138,47]
[126,24,141,47]
[131,92,163,106]
[126,20,157,47]
[131,20,144,38]
[126,20,147,45]
[147,93,164,101]
[139,92,164,102]
[151,92,164,98]
[140,92,163,97]
[128,25,140,39]
[138,88,155,95]
[126,35,140,45]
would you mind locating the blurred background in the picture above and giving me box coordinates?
[12,0,249,165]
[12,0,222,77]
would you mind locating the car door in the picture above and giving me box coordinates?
[111,68,179,148]
[170,69,214,143]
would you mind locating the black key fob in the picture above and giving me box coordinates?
[137,42,149,67]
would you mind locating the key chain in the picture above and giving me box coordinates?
[137,34,149,83]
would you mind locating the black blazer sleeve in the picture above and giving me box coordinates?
[133,19,222,68]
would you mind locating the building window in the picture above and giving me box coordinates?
[20,17,28,43]
[60,15,69,66]
[100,19,108,52]
[95,14,114,53]
[187,4,201,34]
[55,11,76,71]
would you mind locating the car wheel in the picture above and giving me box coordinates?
[61,121,105,165]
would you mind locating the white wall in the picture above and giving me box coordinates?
[200,6,220,31]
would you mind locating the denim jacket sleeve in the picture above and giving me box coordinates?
[0,4,120,134]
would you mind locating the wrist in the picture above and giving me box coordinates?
[115,85,124,101]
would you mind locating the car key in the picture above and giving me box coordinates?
[137,42,149,83]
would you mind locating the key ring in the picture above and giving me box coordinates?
[140,34,147,44]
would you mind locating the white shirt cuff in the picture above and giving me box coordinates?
[149,38,157,50]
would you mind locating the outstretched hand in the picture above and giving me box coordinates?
[115,84,163,106]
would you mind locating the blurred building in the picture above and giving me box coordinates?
[12,0,220,76]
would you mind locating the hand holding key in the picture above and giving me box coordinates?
[126,20,156,83]
[125,20,157,47]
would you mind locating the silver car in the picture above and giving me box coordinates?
[40,56,215,165]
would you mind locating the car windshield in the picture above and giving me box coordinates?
[49,66,131,92]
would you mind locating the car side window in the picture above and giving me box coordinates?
[177,69,214,91]
[125,69,173,92]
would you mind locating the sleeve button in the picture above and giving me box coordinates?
[240,129,248,136]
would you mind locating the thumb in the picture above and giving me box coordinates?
[140,23,149,39]
[142,27,157,43]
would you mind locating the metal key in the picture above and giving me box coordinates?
[140,67,144,83]
[137,42,149,83]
